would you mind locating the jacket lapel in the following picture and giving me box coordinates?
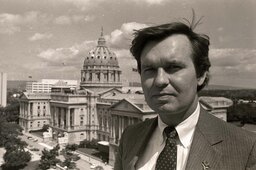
[125,117,158,170]
[186,108,224,170]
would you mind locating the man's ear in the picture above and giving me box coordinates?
[197,71,208,86]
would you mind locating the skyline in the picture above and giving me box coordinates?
[0,0,256,88]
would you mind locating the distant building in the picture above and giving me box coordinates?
[19,92,51,132]
[200,96,233,121]
[0,72,7,107]
[26,79,78,93]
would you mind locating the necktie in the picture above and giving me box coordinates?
[155,126,177,170]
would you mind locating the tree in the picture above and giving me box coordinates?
[4,137,27,151]
[0,97,20,123]
[42,124,50,132]
[62,157,76,169]
[2,149,31,170]
[65,144,79,152]
[0,115,22,147]
[39,144,61,170]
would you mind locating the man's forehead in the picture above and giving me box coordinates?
[141,34,193,61]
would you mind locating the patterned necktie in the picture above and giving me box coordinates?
[155,126,177,170]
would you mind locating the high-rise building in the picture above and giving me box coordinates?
[0,72,7,107]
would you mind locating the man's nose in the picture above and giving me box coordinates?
[154,68,169,87]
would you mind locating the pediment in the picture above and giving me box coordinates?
[111,99,142,113]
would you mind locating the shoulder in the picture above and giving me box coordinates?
[201,111,256,144]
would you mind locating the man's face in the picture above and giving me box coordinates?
[140,34,205,124]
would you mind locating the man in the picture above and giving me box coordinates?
[114,22,256,170]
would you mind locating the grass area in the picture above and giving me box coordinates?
[77,148,109,162]
[30,131,44,138]
[21,161,40,170]
[77,147,99,155]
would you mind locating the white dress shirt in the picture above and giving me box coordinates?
[136,103,200,170]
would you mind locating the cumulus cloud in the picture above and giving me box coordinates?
[37,40,96,68]
[29,33,53,41]
[106,22,148,49]
[209,48,256,77]
[0,11,49,34]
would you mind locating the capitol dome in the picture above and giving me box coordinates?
[83,31,119,67]
[80,28,122,92]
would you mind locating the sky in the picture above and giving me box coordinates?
[0,0,256,88]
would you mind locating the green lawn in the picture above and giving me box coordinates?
[21,160,40,170]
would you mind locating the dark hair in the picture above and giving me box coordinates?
[130,22,211,91]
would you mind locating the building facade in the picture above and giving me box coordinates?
[0,72,7,107]
[26,79,78,93]
[19,92,51,132]
[200,96,233,121]
[108,98,157,165]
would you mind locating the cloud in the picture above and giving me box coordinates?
[37,40,96,67]
[84,15,95,22]
[63,0,105,11]
[128,0,169,5]
[0,11,46,34]
[29,33,53,41]
[106,22,148,49]
[55,15,94,25]
[209,48,256,77]
[55,15,71,25]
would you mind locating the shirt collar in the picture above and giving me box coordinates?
[158,102,200,148]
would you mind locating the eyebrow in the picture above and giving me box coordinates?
[141,59,186,68]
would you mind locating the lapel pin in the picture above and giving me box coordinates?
[202,161,210,170]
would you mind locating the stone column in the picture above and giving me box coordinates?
[108,71,111,82]
[57,107,60,127]
[27,102,30,118]
[61,108,64,128]
[100,72,104,83]
[67,109,70,130]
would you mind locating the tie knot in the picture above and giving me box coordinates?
[164,126,177,139]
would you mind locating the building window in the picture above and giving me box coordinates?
[80,116,84,126]
[38,121,40,127]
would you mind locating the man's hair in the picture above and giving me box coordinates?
[130,22,211,91]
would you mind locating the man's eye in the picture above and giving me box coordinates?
[142,67,155,73]
[166,66,182,73]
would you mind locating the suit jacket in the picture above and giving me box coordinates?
[114,107,256,170]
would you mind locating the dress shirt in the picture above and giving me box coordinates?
[136,102,200,170]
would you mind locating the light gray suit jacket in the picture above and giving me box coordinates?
[114,108,256,170]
